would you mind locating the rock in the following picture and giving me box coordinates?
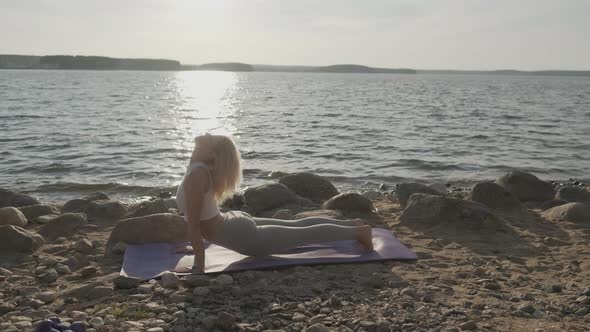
[84,192,110,201]
[78,266,98,278]
[88,286,113,299]
[16,204,60,222]
[89,316,105,328]
[307,323,330,332]
[556,186,590,203]
[0,207,28,227]
[272,209,294,219]
[220,192,244,210]
[62,198,90,212]
[36,214,59,224]
[39,213,87,240]
[322,192,374,213]
[113,275,142,289]
[468,182,522,211]
[212,274,233,287]
[459,320,477,331]
[112,241,127,255]
[0,225,45,253]
[193,286,210,296]
[216,311,236,330]
[517,303,536,314]
[293,209,344,220]
[278,172,339,203]
[242,183,298,212]
[36,291,57,303]
[161,272,180,289]
[400,287,417,299]
[105,213,188,256]
[495,171,554,202]
[202,316,217,329]
[396,183,443,207]
[542,202,590,224]
[78,200,128,220]
[400,194,502,229]
[0,188,40,208]
[183,274,210,287]
[125,198,171,218]
[74,238,94,253]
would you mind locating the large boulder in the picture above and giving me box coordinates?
[400,194,503,230]
[105,213,188,256]
[77,200,128,220]
[0,225,45,254]
[278,172,339,203]
[17,204,60,222]
[396,183,443,207]
[0,188,41,208]
[468,182,522,211]
[125,198,173,218]
[542,202,590,224]
[322,193,374,214]
[495,171,554,202]
[60,272,118,300]
[242,183,298,212]
[39,213,87,239]
[0,207,28,227]
[62,192,110,213]
[556,186,590,204]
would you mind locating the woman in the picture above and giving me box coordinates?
[174,133,374,273]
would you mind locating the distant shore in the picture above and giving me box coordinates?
[2,54,590,77]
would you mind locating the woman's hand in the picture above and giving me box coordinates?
[171,245,194,254]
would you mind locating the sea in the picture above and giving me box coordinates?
[1,69,589,204]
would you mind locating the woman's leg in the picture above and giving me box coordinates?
[252,216,362,227]
[252,223,373,256]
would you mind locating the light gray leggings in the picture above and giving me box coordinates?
[210,210,361,257]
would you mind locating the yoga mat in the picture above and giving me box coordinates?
[120,228,417,279]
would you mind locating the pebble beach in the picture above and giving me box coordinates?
[1,170,589,332]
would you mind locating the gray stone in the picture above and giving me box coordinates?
[0,225,45,253]
[556,186,590,203]
[0,188,40,208]
[193,286,210,296]
[495,171,554,202]
[60,272,119,300]
[39,213,87,239]
[36,291,57,303]
[75,238,94,253]
[542,202,590,224]
[89,316,104,328]
[278,172,339,203]
[212,274,233,287]
[216,311,236,330]
[105,213,188,256]
[400,287,417,299]
[78,199,128,220]
[125,198,171,218]
[0,207,28,227]
[113,275,142,289]
[396,182,443,207]
[87,286,113,299]
[517,303,536,314]
[459,320,477,331]
[78,266,98,278]
[307,323,330,332]
[243,183,298,212]
[322,192,374,213]
[202,316,217,329]
[16,204,60,222]
[183,274,210,287]
[36,214,59,224]
[468,182,522,211]
[161,272,180,289]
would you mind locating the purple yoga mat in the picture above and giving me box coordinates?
[120,228,416,279]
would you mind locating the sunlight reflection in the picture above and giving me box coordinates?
[172,71,239,154]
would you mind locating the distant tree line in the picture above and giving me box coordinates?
[39,55,181,70]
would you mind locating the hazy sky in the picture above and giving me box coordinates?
[2,0,589,70]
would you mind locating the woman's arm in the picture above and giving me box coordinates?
[183,168,209,272]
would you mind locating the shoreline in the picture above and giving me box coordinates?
[1,170,589,331]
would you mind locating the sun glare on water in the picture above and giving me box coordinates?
[173,70,239,152]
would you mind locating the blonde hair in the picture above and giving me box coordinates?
[209,135,242,202]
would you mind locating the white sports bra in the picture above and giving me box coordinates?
[175,161,220,221]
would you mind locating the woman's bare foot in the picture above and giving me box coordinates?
[356,225,374,252]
